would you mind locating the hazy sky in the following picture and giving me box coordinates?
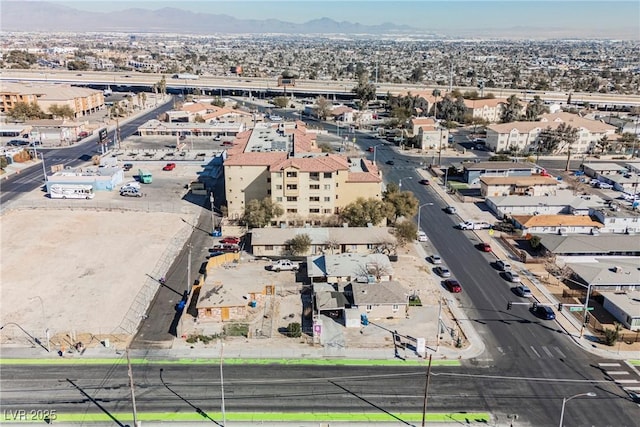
[53,1,639,36]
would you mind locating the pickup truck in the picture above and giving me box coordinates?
[267,259,299,272]
[458,221,491,230]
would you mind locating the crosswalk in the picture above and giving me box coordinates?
[495,345,568,359]
[598,362,640,401]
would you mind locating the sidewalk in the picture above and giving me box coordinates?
[415,165,640,361]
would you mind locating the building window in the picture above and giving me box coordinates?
[287,208,297,213]
[324,184,331,190]
[286,184,298,190]
[310,196,320,202]
[324,172,332,178]
[287,196,297,202]
[310,172,320,181]
[323,209,332,214]
[392,304,399,311]
[276,184,282,190]
[366,305,372,311]
[286,171,298,178]
[276,197,282,202]
[310,184,320,190]
[274,172,282,178]
[265,245,273,250]
[267,178,271,183]
[324,196,331,202]
[267,190,271,195]
[309,208,320,213]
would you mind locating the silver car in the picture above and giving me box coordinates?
[429,254,442,264]
[515,285,532,298]
[435,266,451,278]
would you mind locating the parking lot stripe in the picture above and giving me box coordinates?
[530,346,541,358]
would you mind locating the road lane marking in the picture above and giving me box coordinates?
[530,346,541,358]
[541,346,554,357]
[614,379,639,384]
[553,346,566,358]
[607,371,630,375]
[599,362,621,367]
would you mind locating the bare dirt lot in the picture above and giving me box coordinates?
[0,209,190,346]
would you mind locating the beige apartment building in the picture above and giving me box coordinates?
[0,82,104,117]
[486,112,616,154]
[224,122,382,221]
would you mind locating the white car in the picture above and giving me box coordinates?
[621,192,639,201]
[515,284,532,298]
[429,254,442,264]
[596,182,613,189]
[417,231,428,242]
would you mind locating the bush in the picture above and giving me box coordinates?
[287,322,302,338]
[602,323,621,346]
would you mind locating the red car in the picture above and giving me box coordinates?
[163,163,176,171]
[220,236,240,245]
[444,279,462,293]
[478,242,492,252]
[367,146,375,152]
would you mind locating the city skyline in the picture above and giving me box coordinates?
[35,0,640,39]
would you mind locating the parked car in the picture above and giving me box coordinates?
[435,266,451,278]
[505,271,521,282]
[417,231,428,242]
[123,163,133,171]
[444,206,457,214]
[478,242,492,252]
[7,139,30,146]
[429,254,442,264]
[496,260,512,271]
[459,221,491,230]
[386,160,395,165]
[367,146,375,152]
[621,192,639,201]
[213,135,222,141]
[222,141,234,146]
[267,259,299,272]
[533,305,556,320]
[444,279,462,293]
[515,285,532,298]
[220,236,240,245]
[120,187,142,197]
[209,244,240,253]
[596,182,613,189]
[162,163,176,171]
[419,179,430,185]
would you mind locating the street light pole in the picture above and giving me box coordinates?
[373,143,383,164]
[417,203,433,229]
[559,392,596,427]
[580,282,593,338]
[220,340,227,426]
[28,296,49,352]
[210,193,216,236]
[399,176,413,190]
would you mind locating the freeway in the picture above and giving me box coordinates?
[0,98,175,208]
[3,69,640,107]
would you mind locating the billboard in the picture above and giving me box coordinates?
[98,128,108,145]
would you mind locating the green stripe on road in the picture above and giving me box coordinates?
[629,360,640,366]
[6,411,490,423]
[0,357,461,367]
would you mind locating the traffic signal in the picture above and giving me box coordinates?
[558,303,563,312]
[532,302,538,311]
[507,302,513,310]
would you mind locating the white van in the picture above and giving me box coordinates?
[120,187,142,197]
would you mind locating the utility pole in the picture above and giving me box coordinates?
[220,340,226,426]
[421,354,433,427]
[436,298,443,351]
[126,349,139,427]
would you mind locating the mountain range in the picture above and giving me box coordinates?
[1,1,415,35]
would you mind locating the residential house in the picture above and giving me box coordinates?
[345,282,408,319]
[601,291,640,331]
[306,253,394,284]
[537,234,640,257]
[462,161,538,184]
[582,162,630,179]
[463,98,523,123]
[511,214,603,235]
[590,205,640,234]
[250,226,397,257]
[480,175,559,197]
[564,259,640,292]
[485,112,616,154]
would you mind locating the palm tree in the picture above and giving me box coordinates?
[432,89,441,119]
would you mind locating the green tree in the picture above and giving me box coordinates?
[286,322,302,338]
[67,60,90,71]
[394,220,418,247]
[211,97,225,107]
[340,197,388,227]
[595,135,611,154]
[431,89,441,119]
[6,102,46,121]
[314,96,332,120]
[409,66,423,83]
[383,184,419,225]
[529,235,541,250]
[286,234,312,256]
[619,132,639,151]
[242,198,283,228]
[273,97,289,108]
[500,95,522,123]
[48,104,76,119]
[525,96,549,120]
[352,73,377,110]
[537,126,560,153]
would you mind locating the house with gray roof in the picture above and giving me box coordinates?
[538,234,640,257]
[250,226,396,257]
[345,282,408,319]
[306,253,393,284]
[602,291,640,331]
[590,204,640,234]
[565,258,640,292]
[462,161,540,184]
[485,192,606,219]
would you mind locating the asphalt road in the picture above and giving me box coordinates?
[0,362,635,425]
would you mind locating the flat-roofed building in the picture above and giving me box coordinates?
[485,192,606,219]
[462,161,539,184]
[480,175,559,197]
[602,291,640,330]
[0,82,104,117]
